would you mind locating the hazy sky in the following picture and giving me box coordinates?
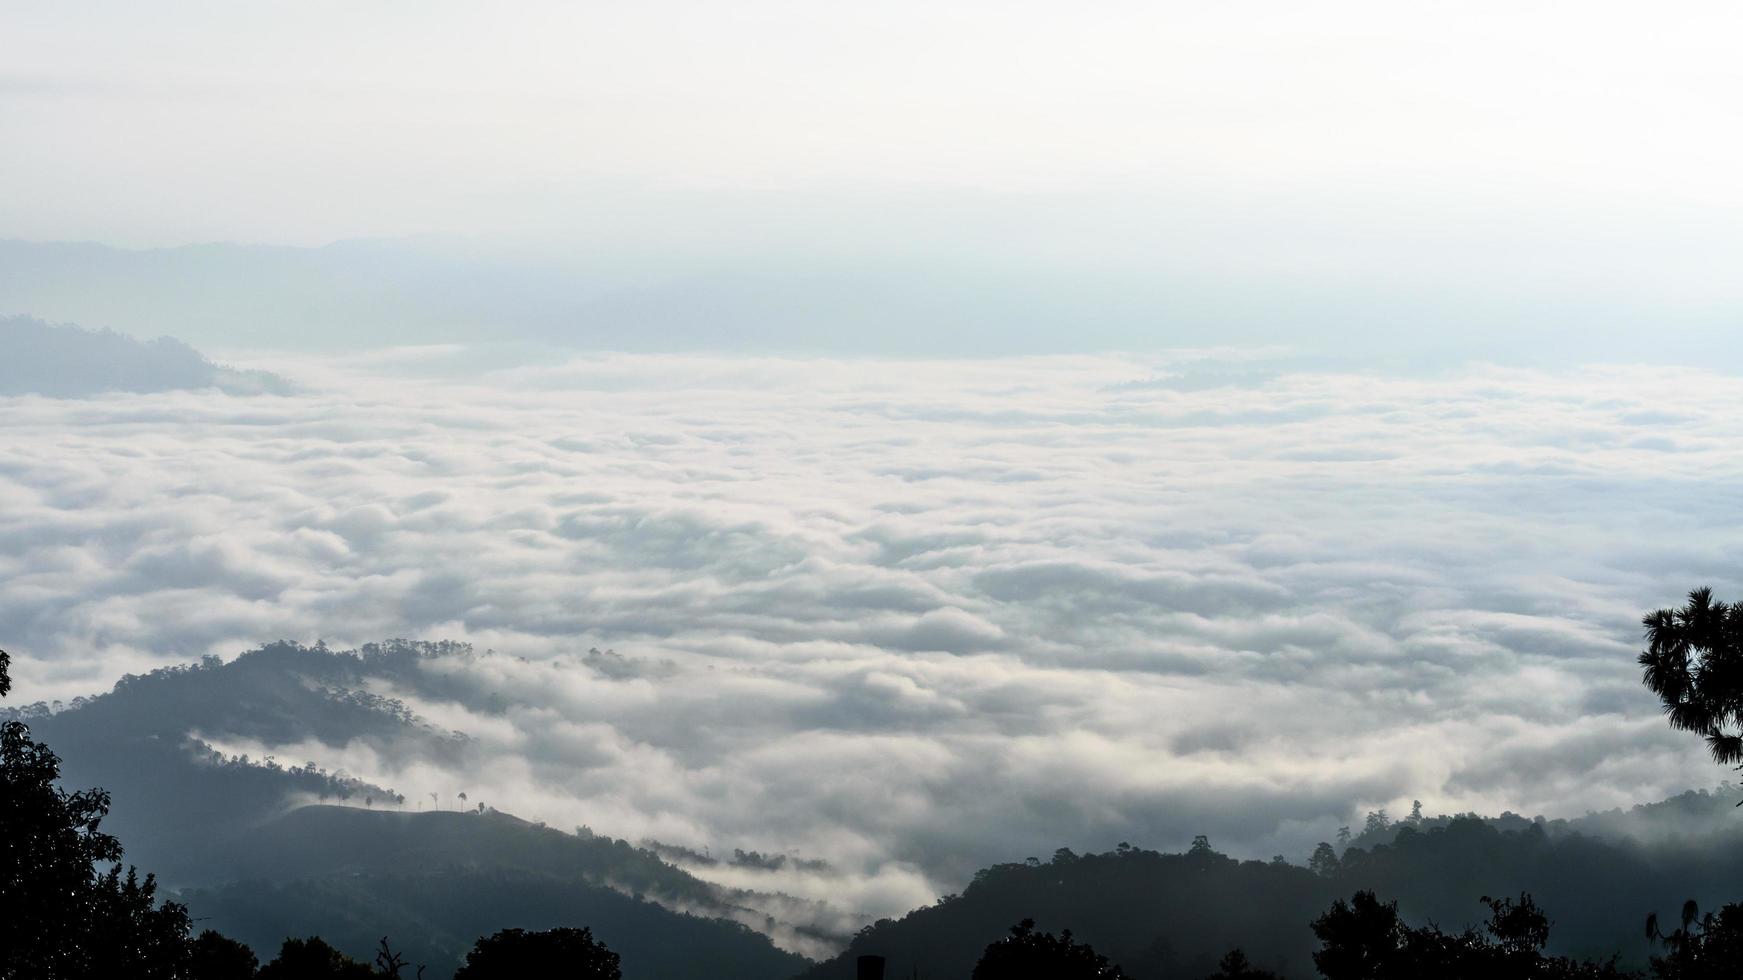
[5,2,1743,362]
[5,1,1742,248]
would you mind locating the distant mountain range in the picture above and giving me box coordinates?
[12,235,1734,365]
[0,314,290,396]
[13,640,1743,978]
[3,235,1148,357]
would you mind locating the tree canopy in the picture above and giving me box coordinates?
[1312,889,1630,980]
[1640,588,1743,766]
[971,919,1128,980]
[452,927,622,980]
[1,648,196,980]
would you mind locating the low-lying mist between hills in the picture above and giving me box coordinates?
[6,345,1743,926]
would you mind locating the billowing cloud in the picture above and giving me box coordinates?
[3,348,1740,920]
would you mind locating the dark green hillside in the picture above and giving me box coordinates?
[180,868,808,980]
[801,844,1324,980]
[201,805,723,910]
[8,642,452,880]
[803,816,1743,979]
[6,642,823,977]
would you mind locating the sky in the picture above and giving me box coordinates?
[4,4,1743,360]
[2,3,1741,248]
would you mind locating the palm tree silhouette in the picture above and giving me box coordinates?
[1640,589,1743,778]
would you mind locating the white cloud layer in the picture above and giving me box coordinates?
[4,349,1741,917]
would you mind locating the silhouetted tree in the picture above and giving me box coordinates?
[1313,890,1631,980]
[1311,890,1414,979]
[189,929,258,980]
[1308,842,1341,877]
[1646,900,1743,978]
[1639,589,1743,770]
[453,927,621,980]
[373,936,422,979]
[0,648,197,980]
[84,866,195,979]
[256,936,374,980]
[971,919,1128,979]
[1482,893,1551,961]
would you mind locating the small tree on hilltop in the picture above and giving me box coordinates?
[1309,842,1341,877]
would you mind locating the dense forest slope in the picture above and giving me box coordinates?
[802,813,1743,979]
[6,643,818,978]
[181,862,807,980]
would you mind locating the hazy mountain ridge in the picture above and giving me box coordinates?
[0,238,591,352]
[0,314,292,396]
[10,235,1736,365]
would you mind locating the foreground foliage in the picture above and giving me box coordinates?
[1,648,198,980]
[454,927,622,980]
[1311,890,1629,979]
[972,919,1128,979]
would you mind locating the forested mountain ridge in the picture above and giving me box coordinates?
[803,815,1743,979]
[8,641,452,881]
[16,638,1743,978]
[8,642,805,904]
[6,642,828,976]
[0,314,290,396]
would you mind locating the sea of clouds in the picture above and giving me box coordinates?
[3,346,1742,920]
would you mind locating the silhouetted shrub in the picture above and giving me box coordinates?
[453,927,622,980]
[257,936,375,979]
[971,919,1128,979]
[190,929,260,980]
[1312,890,1632,979]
